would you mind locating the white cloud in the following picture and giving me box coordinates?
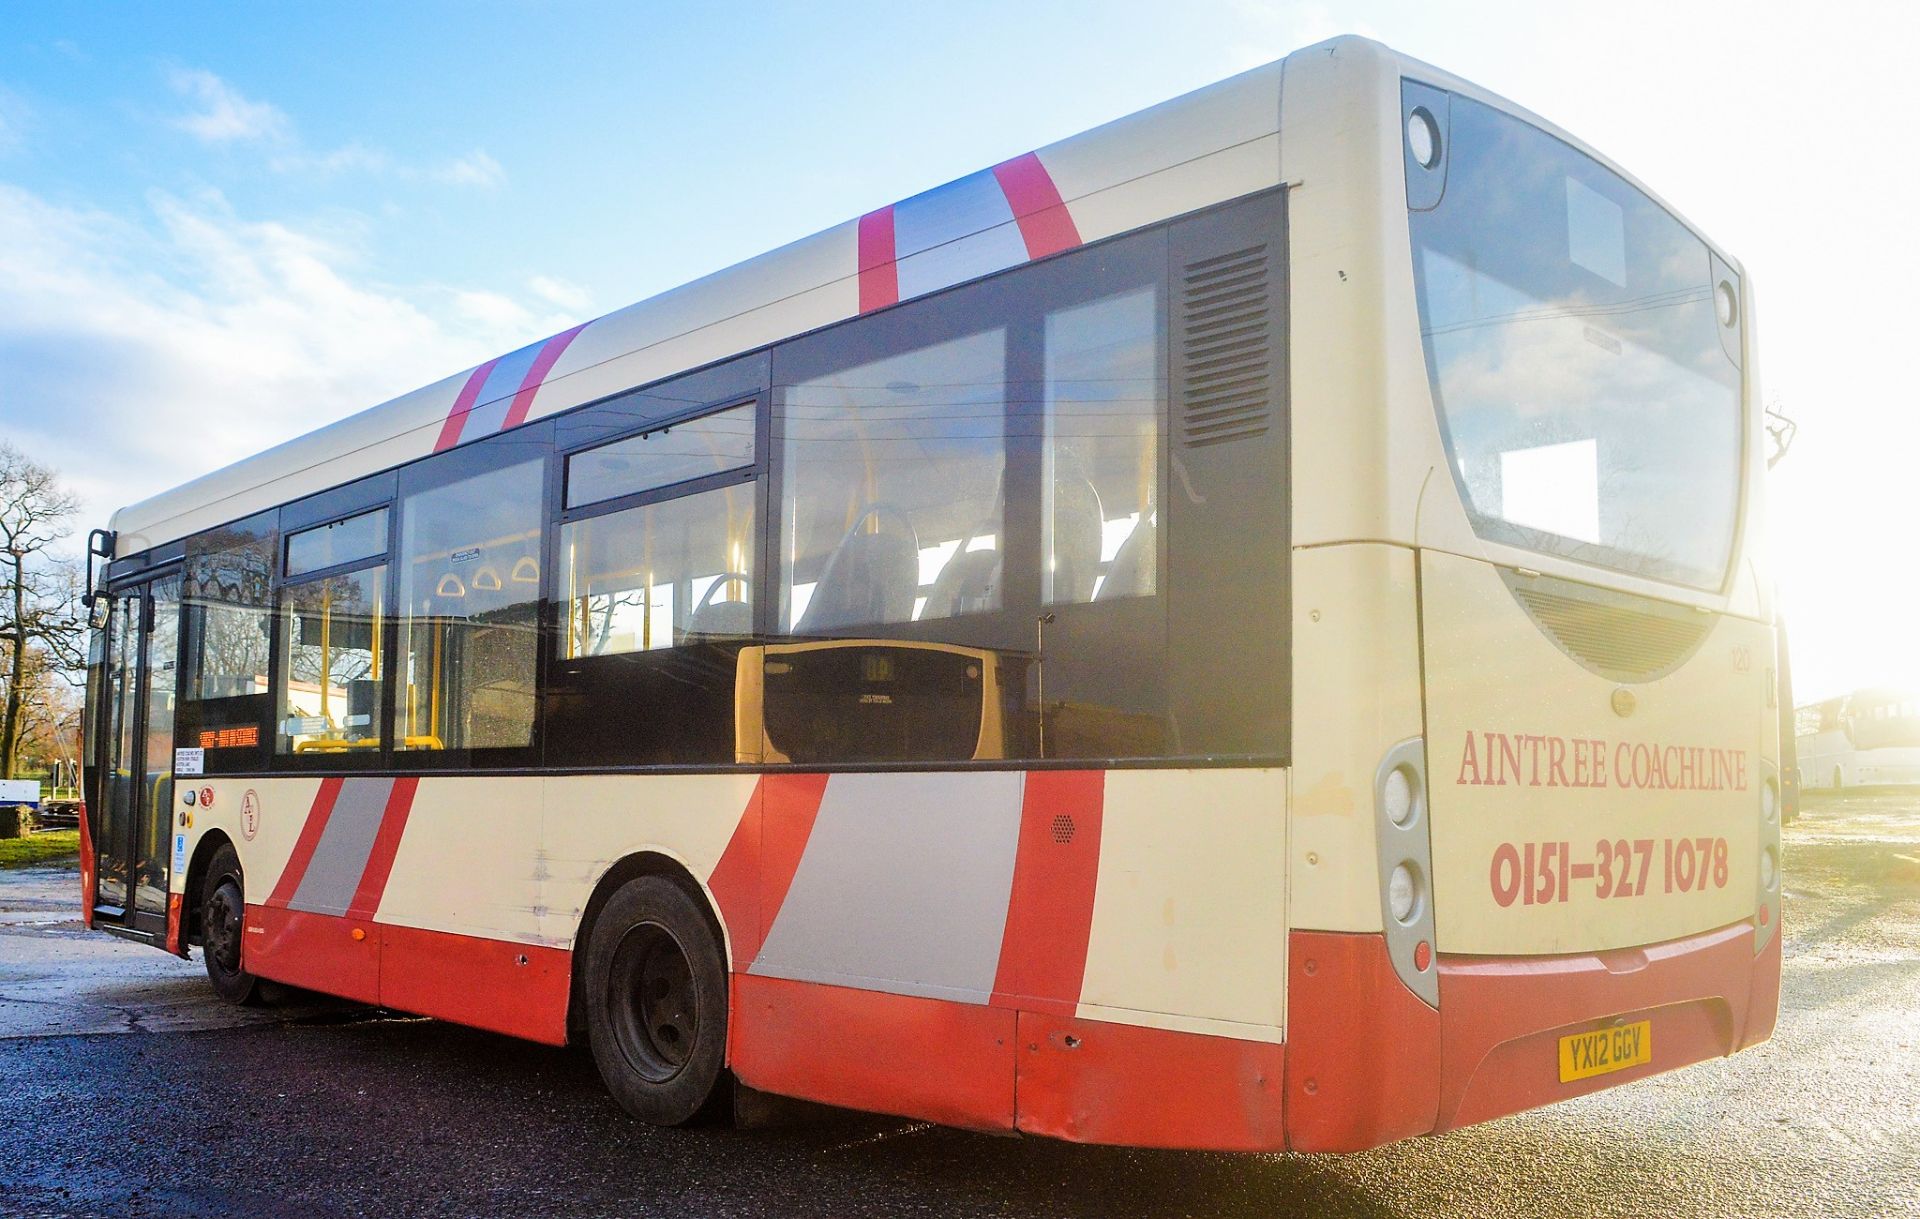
[527,274,591,314]
[268,142,395,176]
[0,183,577,540]
[269,143,505,190]
[166,68,503,190]
[434,149,505,189]
[166,68,290,144]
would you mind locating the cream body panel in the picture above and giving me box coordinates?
[535,772,758,956]
[1422,549,1766,955]
[1076,767,1287,1041]
[169,777,327,902]
[1287,543,1422,934]
[375,776,547,944]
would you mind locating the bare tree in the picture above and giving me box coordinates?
[12,649,82,775]
[0,443,84,779]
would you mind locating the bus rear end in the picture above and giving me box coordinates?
[1283,43,1779,1150]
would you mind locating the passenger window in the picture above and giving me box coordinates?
[397,457,543,751]
[181,516,277,767]
[286,508,388,577]
[1043,287,1161,605]
[780,329,1006,631]
[183,519,276,702]
[559,484,756,657]
[277,565,386,753]
[566,403,755,509]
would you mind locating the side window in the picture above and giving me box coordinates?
[1043,287,1160,605]
[180,513,276,767]
[548,401,765,768]
[558,402,759,657]
[397,456,543,752]
[566,403,755,509]
[286,508,387,577]
[560,486,756,657]
[780,329,1007,632]
[278,564,387,754]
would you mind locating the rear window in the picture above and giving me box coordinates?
[1407,89,1743,590]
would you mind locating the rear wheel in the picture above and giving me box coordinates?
[200,844,259,1005]
[583,875,730,1125]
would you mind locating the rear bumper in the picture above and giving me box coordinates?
[1286,920,1779,1151]
[1434,919,1778,1132]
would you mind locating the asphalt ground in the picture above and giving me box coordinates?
[1,791,1916,1219]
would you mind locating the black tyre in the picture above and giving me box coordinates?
[583,875,730,1125]
[200,843,259,1005]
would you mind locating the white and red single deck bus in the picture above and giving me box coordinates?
[1795,689,1920,790]
[79,37,1781,1152]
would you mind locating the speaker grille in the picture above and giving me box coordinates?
[1503,572,1715,683]
[1177,243,1272,447]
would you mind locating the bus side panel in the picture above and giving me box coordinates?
[730,974,1018,1132]
[728,768,1291,1145]
[1283,929,1440,1152]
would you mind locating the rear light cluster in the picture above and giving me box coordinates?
[1755,769,1781,952]
[1375,739,1438,1008]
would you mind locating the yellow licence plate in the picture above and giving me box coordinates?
[1558,1020,1653,1083]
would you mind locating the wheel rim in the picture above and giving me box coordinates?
[207,880,244,977]
[607,921,698,1082]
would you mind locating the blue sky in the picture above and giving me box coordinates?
[1,1,1914,699]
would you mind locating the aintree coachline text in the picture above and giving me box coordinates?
[1453,732,1748,792]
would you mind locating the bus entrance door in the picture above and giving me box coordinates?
[91,572,182,945]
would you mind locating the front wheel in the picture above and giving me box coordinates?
[583,876,730,1125]
[200,844,259,1005]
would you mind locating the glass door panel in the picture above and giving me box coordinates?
[133,575,181,920]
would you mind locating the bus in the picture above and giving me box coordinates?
[1795,689,1920,790]
[79,36,1781,1153]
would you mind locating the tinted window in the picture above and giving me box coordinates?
[567,403,755,508]
[780,329,1007,633]
[1043,286,1160,605]
[183,518,275,701]
[1408,90,1742,589]
[398,456,543,752]
[287,508,387,577]
[278,566,386,754]
[559,485,756,656]
[179,515,276,768]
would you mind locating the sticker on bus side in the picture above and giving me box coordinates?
[174,748,205,776]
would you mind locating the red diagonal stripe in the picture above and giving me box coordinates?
[856,206,898,313]
[345,776,419,921]
[707,773,830,969]
[266,777,345,909]
[500,323,588,431]
[433,359,501,453]
[991,152,1081,260]
[990,769,1104,1014]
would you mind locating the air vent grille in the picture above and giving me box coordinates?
[1178,243,1272,448]
[1506,578,1715,683]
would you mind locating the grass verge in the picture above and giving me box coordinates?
[0,829,82,868]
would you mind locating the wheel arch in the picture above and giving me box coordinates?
[566,850,730,1046]
[181,829,237,946]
